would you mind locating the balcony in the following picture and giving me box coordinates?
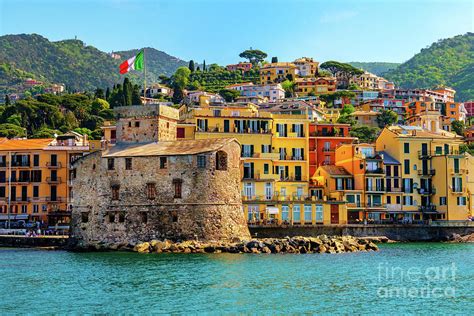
[449,168,469,175]
[419,205,437,213]
[12,197,31,203]
[253,173,280,181]
[46,177,62,184]
[322,148,335,153]
[248,152,280,160]
[365,203,387,209]
[46,162,62,169]
[418,151,433,159]
[365,168,384,175]
[449,186,466,194]
[418,169,436,176]
[365,186,385,193]
[417,187,436,195]
[11,162,30,168]
[45,197,66,203]
[386,187,402,193]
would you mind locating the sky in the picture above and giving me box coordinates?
[0,0,473,65]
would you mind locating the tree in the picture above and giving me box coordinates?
[337,104,356,125]
[271,57,278,63]
[451,120,465,135]
[105,87,110,101]
[6,114,22,126]
[30,127,60,138]
[281,80,295,98]
[122,77,133,106]
[4,95,10,106]
[0,123,26,138]
[350,126,380,143]
[320,61,364,89]
[172,67,191,89]
[188,60,195,72]
[219,89,240,102]
[239,49,268,65]
[91,98,110,115]
[347,83,361,90]
[94,88,105,99]
[203,60,206,72]
[131,84,142,105]
[172,87,184,104]
[376,109,398,128]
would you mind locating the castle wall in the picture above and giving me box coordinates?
[70,140,250,247]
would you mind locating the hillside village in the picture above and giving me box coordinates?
[0,48,473,234]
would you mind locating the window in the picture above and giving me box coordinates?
[457,197,466,206]
[125,158,132,170]
[108,212,115,223]
[387,196,392,204]
[216,151,228,170]
[315,205,323,222]
[243,182,255,199]
[107,158,115,170]
[81,212,89,223]
[33,186,39,198]
[197,155,206,168]
[304,205,312,222]
[160,157,167,169]
[128,121,132,127]
[404,159,410,174]
[173,179,182,198]
[33,205,39,213]
[281,205,289,221]
[21,205,27,214]
[0,187,4,198]
[452,177,462,192]
[264,163,269,175]
[396,196,401,204]
[404,143,410,153]
[111,185,120,200]
[454,158,459,173]
[440,197,447,205]
[135,121,140,127]
[33,154,40,167]
[31,170,42,182]
[146,183,156,200]
[118,212,125,223]
[293,205,301,222]
[141,212,148,223]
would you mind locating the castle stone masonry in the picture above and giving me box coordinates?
[70,105,250,248]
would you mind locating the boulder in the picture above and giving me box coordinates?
[134,242,151,253]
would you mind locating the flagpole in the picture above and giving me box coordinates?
[143,48,147,104]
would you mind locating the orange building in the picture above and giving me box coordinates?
[0,134,90,231]
[294,77,337,96]
[308,123,356,176]
[406,101,463,131]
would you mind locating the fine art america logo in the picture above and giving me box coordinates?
[377,262,456,298]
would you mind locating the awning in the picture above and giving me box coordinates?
[0,214,29,220]
[266,207,279,215]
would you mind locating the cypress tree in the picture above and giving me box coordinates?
[122,78,132,106]
[131,84,142,105]
[105,87,110,101]
[203,60,206,72]
[188,60,195,72]
[5,95,10,106]
[271,56,278,63]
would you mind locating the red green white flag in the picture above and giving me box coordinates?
[119,50,144,74]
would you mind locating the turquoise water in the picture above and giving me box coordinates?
[1,243,473,314]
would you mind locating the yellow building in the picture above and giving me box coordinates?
[376,125,472,221]
[177,102,347,225]
[259,62,298,84]
[351,110,379,128]
[293,57,319,77]
[0,133,91,231]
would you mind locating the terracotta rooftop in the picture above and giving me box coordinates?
[0,138,53,151]
[103,138,238,157]
[351,111,379,116]
[320,165,351,177]
[387,126,461,139]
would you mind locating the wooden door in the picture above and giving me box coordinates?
[330,204,339,224]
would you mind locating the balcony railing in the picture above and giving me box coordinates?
[46,177,62,184]
[386,187,402,192]
[46,162,62,168]
[322,148,335,153]
[417,169,436,176]
[417,187,436,195]
[365,186,385,192]
[366,168,384,175]
[419,205,437,212]
[449,186,466,194]
[45,197,66,203]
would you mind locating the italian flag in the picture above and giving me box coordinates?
[119,50,144,74]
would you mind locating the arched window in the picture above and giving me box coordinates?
[216,151,228,170]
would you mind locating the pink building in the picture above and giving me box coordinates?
[226,62,253,72]
[464,101,474,117]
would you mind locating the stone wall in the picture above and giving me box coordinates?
[70,140,250,248]
[249,225,474,241]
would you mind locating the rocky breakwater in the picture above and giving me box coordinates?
[132,235,379,254]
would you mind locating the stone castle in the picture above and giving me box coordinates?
[70,104,250,249]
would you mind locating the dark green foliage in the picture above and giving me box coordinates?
[188,67,259,92]
[4,94,10,106]
[451,120,465,135]
[0,123,26,138]
[219,89,240,102]
[337,104,356,125]
[376,109,398,128]
[348,62,400,76]
[203,60,206,72]
[271,57,278,63]
[0,34,187,95]
[188,60,195,72]
[349,126,380,143]
[239,49,268,65]
[385,33,474,101]
[94,88,105,99]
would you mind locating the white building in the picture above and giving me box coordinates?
[237,83,285,102]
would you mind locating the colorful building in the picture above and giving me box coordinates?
[226,62,253,72]
[293,57,319,77]
[308,123,356,175]
[294,77,337,96]
[351,110,380,128]
[238,83,285,102]
[259,62,298,84]
[0,133,91,230]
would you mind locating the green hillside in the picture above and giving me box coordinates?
[347,62,400,76]
[0,34,187,93]
[385,33,474,101]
